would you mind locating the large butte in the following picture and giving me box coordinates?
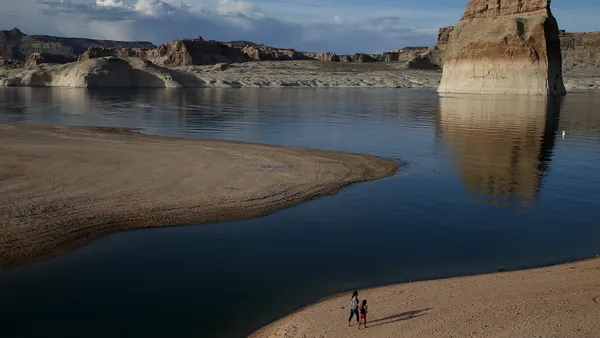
[438,0,567,96]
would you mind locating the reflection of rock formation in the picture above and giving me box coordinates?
[437,95,561,206]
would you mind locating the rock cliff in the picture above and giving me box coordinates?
[239,45,309,61]
[0,28,155,62]
[0,56,21,67]
[560,31,600,71]
[25,53,76,67]
[438,0,567,95]
[77,47,149,61]
[0,57,202,88]
[74,39,429,67]
[407,27,453,70]
[150,38,250,67]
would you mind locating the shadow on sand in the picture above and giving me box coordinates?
[366,308,431,328]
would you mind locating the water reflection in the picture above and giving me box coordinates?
[560,93,600,138]
[0,87,440,154]
[437,95,562,208]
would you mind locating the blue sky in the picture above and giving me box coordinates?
[2,0,600,53]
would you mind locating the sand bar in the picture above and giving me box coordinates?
[0,124,398,268]
[251,257,600,338]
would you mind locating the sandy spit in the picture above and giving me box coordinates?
[250,258,600,338]
[0,124,398,269]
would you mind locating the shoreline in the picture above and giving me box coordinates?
[0,123,399,269]
[1,59,599,90]
[250,257,600,338]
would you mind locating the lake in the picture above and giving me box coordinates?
[1,88,600,338]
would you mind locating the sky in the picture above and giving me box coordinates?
[2,0,600,54]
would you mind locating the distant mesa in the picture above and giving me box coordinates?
[438,0,567,95]
[0,28,155,62]
[227,40,261,47]
[0,28,438,68]
[2,23,600,89]
[25,52,76,68]
[407,28,452,70]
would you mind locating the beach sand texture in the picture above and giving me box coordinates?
[251,258,600,338]
[0,124,398,268]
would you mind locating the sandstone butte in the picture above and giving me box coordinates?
[438,0,567,95]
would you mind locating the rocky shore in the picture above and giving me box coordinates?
[0,57,442,88]
[2,56,598,90]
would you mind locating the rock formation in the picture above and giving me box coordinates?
[72,39,432,67]
[0,56,22,67]
[239,45,309,61]
[0,57,202,88]
[391,47,429,62]
[0,28,155,62]
[1,27,452,68]
[149,38,250,67]
[25,53,76,67]
[312,52,340,62]
[407,50,442,70]
[438,0,567,95]
[77,47,149,61]
[437,26,454,48]
[407,27,453,70]
[560,31,600,71]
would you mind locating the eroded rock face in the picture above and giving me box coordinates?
[407,27,453,70]
[390,47,428,62]
[461,0,549,18]
[560,31,600,70]
[438,0,566,95]
[149,39,250,67]
[1,28,155,62]
[313,52,340,62]
[407,47,442,70]
[437,26,454,48]
[0,57,199,88]
[77,47,149,61]
[240,45,309,61]
[25,52,76,67]
[0,56,22,67]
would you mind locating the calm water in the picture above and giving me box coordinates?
[1,88,600,338]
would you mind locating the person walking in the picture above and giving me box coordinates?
[348,291,359,326]
[358,299,368,329]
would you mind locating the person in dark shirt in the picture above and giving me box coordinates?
[358,299,368,329]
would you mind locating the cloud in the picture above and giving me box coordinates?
[9,0,447,53]
[217,0,264,19]
[4,0,599,54]
[96,0,127,8]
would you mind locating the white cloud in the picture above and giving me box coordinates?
[96,0,127,8]
[1,0,459,53]
[217,0,263,18]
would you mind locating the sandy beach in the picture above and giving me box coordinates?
[0,124,398,268]
[251,258,600,338]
